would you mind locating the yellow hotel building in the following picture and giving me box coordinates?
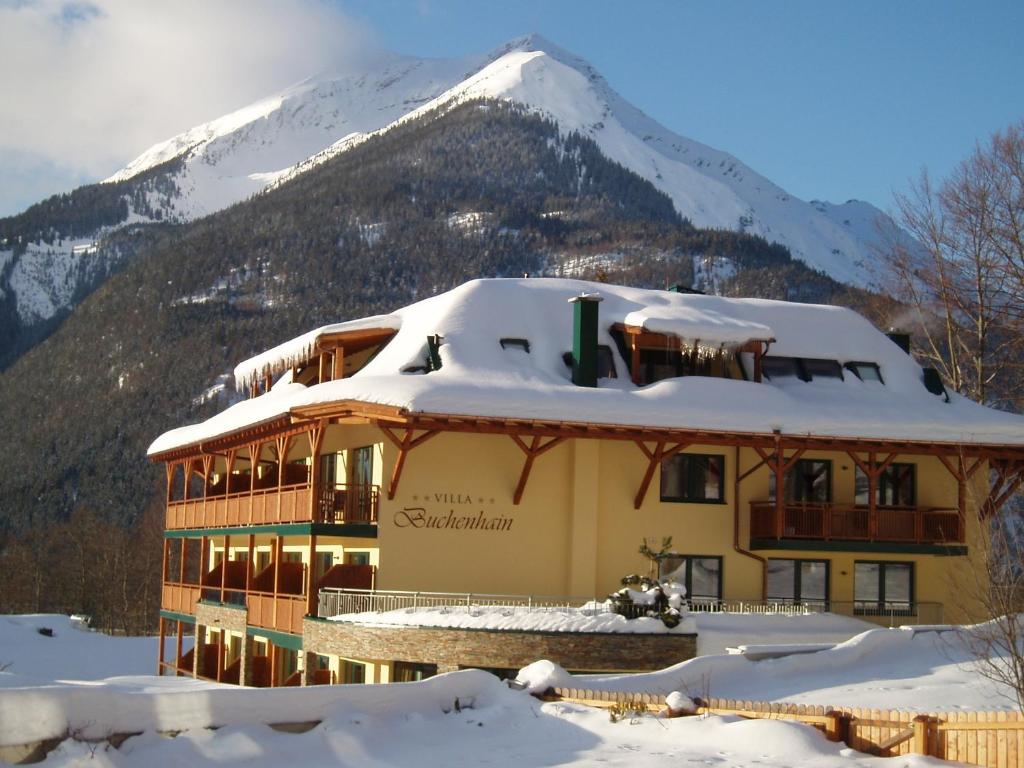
[150,278,1024,686]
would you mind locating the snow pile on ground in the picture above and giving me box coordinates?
[150,278,1024,456]
[22,676,947,768]
[529,624,1017,712]
[0,615,176,689]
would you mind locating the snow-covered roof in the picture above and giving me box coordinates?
[149,278,1024,456]
[233,315,401,391]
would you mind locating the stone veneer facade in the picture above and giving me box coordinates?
[301,617,697,676]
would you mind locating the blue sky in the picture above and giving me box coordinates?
[1,0,1021,217]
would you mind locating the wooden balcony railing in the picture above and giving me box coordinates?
[750,502,963,544]
[161,582,201,614]
[246,591,306,635]
[317,483,379,524]
[165,482,380,530]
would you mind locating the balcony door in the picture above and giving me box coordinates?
[770,459,832,503]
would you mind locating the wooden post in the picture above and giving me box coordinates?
[166,462,175,504]
[246,534,255,592]
[318,352,328,384]
[200,536,209,586]
[630,334,641,385]
[216,631,224,683]
[273,536,283,628]
[161,539,170,585]
[270,643,278,688]
[176,620,184,674]
[157,616,166,675]
[306,534,318,617]
[182,458,192,502]
[275,435,292,522]
[333,347,345,380]
[307,422,326,522]
[220,535,230,603]
[912,715,930,755]
[179,538,188,584]
[225,449,236,496]
[867,451,878,541]
[773,441,785,539]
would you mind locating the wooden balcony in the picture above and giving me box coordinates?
[750,502,964,545]
[246,591,306,635]
[161,582,201,614]
[165,482,380,531]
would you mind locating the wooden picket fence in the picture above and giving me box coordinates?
[546,688,1024,768]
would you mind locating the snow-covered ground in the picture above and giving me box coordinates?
[0,612,1011,766]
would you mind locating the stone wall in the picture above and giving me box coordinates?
[303,618,696,672]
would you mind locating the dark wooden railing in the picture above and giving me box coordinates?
[750,502,963,544]
[317,483,380,524]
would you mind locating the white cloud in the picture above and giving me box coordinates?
[0,0,380,216]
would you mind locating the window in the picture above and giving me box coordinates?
[770,459,832,503]
[660,454,725,503]
[658,555,723,601]
[855,463,916,506]
[341,660,366,684]
[500,337,530,353]
[846,361,884,384]
[801,358,844,380]
[345,551,371,566]
[767,559,829,605]
[854,561,914,614]
[762,356,804,381]
[393,661,437,682]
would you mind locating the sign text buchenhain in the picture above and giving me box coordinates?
[394,493,513,532]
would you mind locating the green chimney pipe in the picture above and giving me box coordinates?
[570,293,602,387]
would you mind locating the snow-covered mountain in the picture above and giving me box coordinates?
[2,34,902,362]
[106,34,898,286]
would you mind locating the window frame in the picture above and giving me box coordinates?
[659,453,727,504]
[855,462,917,507]
[845,361,885,385]
[499,337,531,353]
[769,458,833,503]
[853,560,915,615]
[766,558,830,605]
[658,554,724,602]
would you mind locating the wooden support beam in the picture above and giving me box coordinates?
[179,537,188,584]
[224,449,236,496]
[510,435,566,505]
[165,462,175,503]
[201,455,213,499]
[318,352,328,384]
[380,426,439,500]
[272,536,283,629]
[983,460,1024,518]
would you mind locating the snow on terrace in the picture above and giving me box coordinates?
[149,277,1024,456]
[327,604,874,656]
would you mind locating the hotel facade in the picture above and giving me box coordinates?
[150,279,1024,686]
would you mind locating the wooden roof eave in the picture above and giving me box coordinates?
[614,322,775,350]
[148,398,1024,464]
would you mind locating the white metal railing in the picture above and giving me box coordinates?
[318,588,611,619]
[317,589,941,625]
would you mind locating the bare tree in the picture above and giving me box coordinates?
[881,121,1024,410]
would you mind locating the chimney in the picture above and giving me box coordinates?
[569,293,602,387]
[887,330,911,355]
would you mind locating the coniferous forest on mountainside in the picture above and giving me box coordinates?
[0,100,882,627]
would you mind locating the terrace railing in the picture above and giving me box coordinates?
[318,589,938,625]
[750,502,963,544]
[318,588,611,619]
